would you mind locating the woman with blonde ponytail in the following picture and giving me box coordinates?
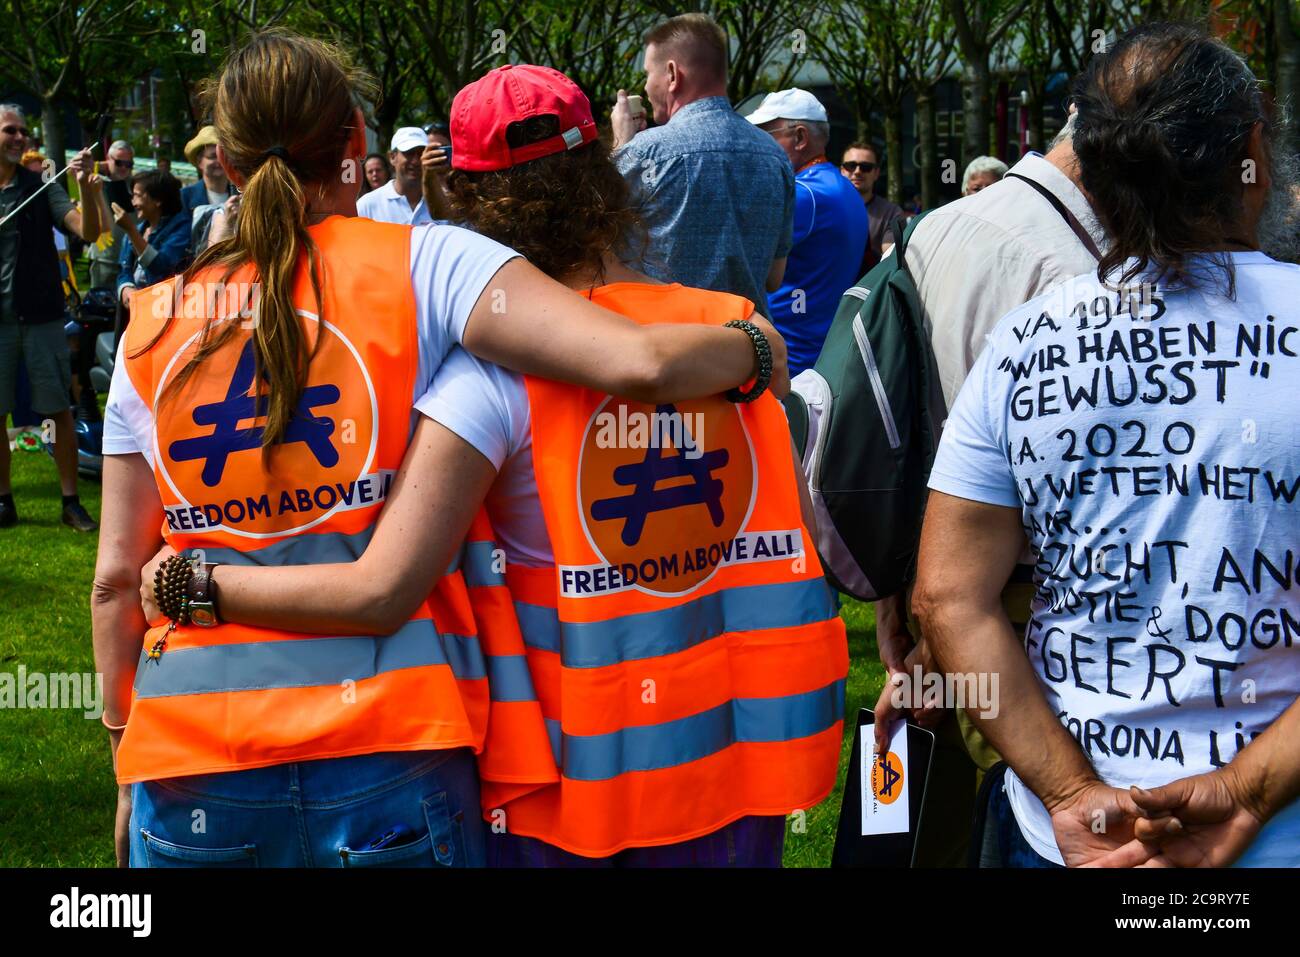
[91,30,784,868]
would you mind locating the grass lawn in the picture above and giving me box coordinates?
[0,436,114,867]
[781,598,884,868]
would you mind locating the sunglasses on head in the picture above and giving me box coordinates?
[841,161,876,173]
[2,125,30,137]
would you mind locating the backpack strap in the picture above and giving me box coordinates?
[1004,171,1102,262]
[781,390,809,462]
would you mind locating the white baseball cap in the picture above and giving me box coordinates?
[390,126,428,153]
[746,89,828,126]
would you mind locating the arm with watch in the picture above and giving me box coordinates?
[139,317,777,637]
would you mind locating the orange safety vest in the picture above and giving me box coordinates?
[490,282,849,857]
[114,216,556,794]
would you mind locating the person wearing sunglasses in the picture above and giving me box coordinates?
[749,89,867,378]
[88,140,136,290]
[0,102,104,532]
[840,142,904,273]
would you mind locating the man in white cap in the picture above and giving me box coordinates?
[749,89,866,376]
[356,126,433,225]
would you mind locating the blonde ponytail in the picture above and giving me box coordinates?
[139,30,375,460]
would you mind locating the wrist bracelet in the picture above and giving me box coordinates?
[185,563,222,628]
[723,319,772,403]
[101,713,128,731]
[153,553,195,625]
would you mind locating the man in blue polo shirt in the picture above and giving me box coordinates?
[750,89,867,376]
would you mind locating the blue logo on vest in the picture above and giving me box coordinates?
[589,404,729,546]
[168,340,341,487]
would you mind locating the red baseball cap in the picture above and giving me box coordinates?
[450,64,599,172]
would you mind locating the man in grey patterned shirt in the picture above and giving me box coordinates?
[611,13,793,319]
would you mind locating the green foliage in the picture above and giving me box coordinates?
[3,0,1282,162]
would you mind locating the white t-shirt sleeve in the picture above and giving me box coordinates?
[413,346,529,470]
[102,337,155,466]
[409,224,522,402]
[927,332,1020,508]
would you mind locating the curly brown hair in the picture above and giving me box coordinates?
[445,136,642,283]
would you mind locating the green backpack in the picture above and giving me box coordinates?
[783,215,941,601]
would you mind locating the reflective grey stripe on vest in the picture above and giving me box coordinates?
[190,527,375,567]
[461,540,504,588]
[559,678,846,782]
[133,618,484,698]
[513,577,837,668]
[485,654,537,703]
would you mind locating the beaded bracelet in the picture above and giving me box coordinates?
[723,319,773,403]
[153,553,195,626]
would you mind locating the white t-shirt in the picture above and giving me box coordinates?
[103,223,519,462]
[929,251,1300,867]
[414,346,551,567]
[355,179,433,226]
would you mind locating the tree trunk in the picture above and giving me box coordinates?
[1027,81,1045,155]
[917,86,939,211]
[884,105,904,206]
[856,113,869,143]
[960,58,990,165]
[375,77,404,151]
[1275,0,1300,158]
[42,94,67,187]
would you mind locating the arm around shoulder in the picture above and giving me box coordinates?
[459,256,784,404]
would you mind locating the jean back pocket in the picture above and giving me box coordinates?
[140,829,258,868]
[337,790,465,868]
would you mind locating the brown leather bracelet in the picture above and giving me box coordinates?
[185,563,221,627]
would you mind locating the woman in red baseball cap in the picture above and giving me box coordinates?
[136,62,845,869]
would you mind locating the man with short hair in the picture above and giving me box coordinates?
[88,140,135,289]
[182,125,237,254]
[840,142,904,272]
[0,103,103,531]
[357,126,433,226]
[750,89,867,376]
[609,13,793,318]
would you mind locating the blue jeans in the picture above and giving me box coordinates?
[486,816,786,868]
[130,748,485,868]
[985,769,1064,869]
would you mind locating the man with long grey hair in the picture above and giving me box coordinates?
[917,21,1300,867]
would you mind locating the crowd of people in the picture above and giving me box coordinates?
[25,11,1291,869]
